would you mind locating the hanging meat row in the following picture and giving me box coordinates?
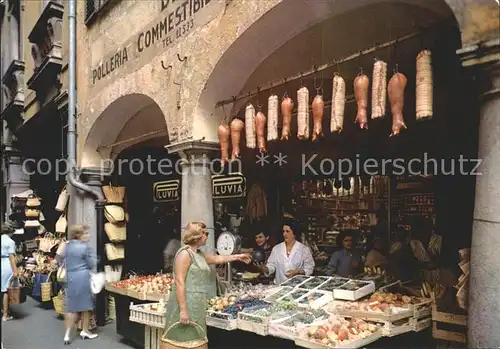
[217,49,433,163]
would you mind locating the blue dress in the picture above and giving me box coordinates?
[1,235,16,292]
[64,240,96,313]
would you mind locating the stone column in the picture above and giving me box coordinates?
[166,140,219,298]
[458,39,500,348]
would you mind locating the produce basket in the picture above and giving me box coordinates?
[317,277,350,292]
[296,290,332,309]
[279,275,313,288]
[129,302,166,328]
[277,288,310,302]
[206,310,237,331]
[268,310,328,341]
[300,276,330,290]
[237,311,270,336]
[294,330,382,349]
[264,286,293,302]
[333,280,375,301]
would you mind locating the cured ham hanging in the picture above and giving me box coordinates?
[245,104,256,149]
[217,123,230,164]
[330,74,346,133]
[311,93,324,141]
[267,95,279,141]
[255,111,267,152]
[416,50,433,120]
[297,87,310,139]
[371,60,388,119]
[229,118,244,160]
[388,71,408,136]
[280,96,294,140]
[354,73,369,129]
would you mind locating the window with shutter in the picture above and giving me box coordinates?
[85,0,112,25]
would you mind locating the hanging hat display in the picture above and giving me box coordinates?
[26,194,41,207]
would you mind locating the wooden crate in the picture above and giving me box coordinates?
[431,300,467,344]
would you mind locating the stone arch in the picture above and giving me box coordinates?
[81,93,169,168]
[192,0,497,142]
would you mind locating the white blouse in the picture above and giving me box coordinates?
[266,241,315,285]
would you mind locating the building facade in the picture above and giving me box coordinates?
[1,0,69,229]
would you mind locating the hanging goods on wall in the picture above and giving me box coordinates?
[255,110,267,153]
[388,69,408,136]
[55,212,68,234]
[104,222,127,242]
[267,94,279,141]
[26,194,41,207]
[280,95,294,140]
[104,205,125,224]
[330,74,346,133]
[354,71,370,129]
[217,123,230,164]
[297,86,310,139]
[416,49,433,120]
[244,183,268,223]
[55,185,70,212]
[312,93,324,141]
[105,243,125,261]
[371,59,388,119]
[102,184,126,203]
[245,104,256,149]
[229,118,244,160]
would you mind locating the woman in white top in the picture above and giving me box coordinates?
[256,219,315,284]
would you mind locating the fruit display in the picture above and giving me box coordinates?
[269,309,330,340]
[278,289,309,302]
[207,295,239,312]
[208,298,268,320]
[364,266,385,276]
[111,273,172,296]
[337,280,371,291]
[296,290,332,309]
[265,287,293,302]
[333,280,376,301]
[300,276,330,290]
[280,275,312,288]
[296,314,382,347]
[318,277,349,292]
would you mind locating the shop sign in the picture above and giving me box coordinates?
[90,0,224,87]
[212,174,246,199]
[153,180,180,202]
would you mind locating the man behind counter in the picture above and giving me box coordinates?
[241,230,274,262]
[325,230,363,278]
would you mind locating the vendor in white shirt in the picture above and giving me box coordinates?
[255,219,315,284]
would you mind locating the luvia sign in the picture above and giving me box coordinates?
[153,180,180,202]
[212,174,246,199]
[91,0,223,87]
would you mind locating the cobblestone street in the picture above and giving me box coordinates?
[2,297,136,349]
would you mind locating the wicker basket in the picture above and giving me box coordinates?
[41,273,52,302]
[7,278,26,305]
[53,291,65,315]
[160,321,208,349]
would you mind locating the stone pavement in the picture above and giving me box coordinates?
[1,297,137,349]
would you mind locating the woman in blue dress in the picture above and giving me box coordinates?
[63,225,98,345]
[1,223,17,321]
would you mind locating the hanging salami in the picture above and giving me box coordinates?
[267,95,279,141]
[416,50,433,120]
[330,74,346,133]
[371,60,388,119]
[229,118,244,160]
[388,71,408,136]
[297,87,310,139]
[255,111,267,153]
[354,73,369,129]
[245,104,256,149]
[311,93,324,141]
[280,96,294,140]
[217,123,230,164]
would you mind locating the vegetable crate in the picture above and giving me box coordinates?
[431,301,467,344]
[129,302,166,328]
[237,311,269,336]
[206,311,237,331]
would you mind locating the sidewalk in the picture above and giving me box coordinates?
[2,297,137,349]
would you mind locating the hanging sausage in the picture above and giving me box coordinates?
[217,123,230,164]
[388,70,408,136]
[416,50,433,120]
[330,74,346,133]
[297,86,310,139]
[354,73,369,129]
[267,95,279,141]
[371,59,388,119]
[311,93,324,141]
[245,104,256,149]
[229,118,244,161]
[280,95,294,140]
[255,111,267,153]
